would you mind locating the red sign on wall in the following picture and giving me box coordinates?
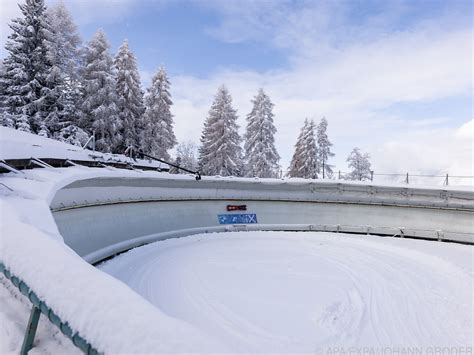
[226,205,247,211]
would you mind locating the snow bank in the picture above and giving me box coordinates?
[0,274,79,354]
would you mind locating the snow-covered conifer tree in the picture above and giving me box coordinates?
[45,1,85,144]
[198,85,243,176]
[288,119,319,179]
[0,61,14,128]
[46,1,81,83]
[0,0,52,133]
[287,119,308,178]
[301,119,319,179]
[141,67,176,159]
[114,40,144,153]
[316,117,334,178]
[346,147,372,181]
[80,30,119,152]
[243,89,280,178]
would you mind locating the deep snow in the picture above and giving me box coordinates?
[100,231,474,352]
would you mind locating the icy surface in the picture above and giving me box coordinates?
[100,231,474,351]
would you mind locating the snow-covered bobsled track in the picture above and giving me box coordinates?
[51,176,474,262]
[99,231,473,351]
[2,165,474,352]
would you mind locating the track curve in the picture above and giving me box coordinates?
[99,231,473,351]
[51,177,474,263]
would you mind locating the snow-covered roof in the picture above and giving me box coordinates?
[0,126,169,170]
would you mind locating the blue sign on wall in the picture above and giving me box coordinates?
[218,213,258,225]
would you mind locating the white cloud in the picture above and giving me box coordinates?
[371,119,473,185]
[169,23,472,175]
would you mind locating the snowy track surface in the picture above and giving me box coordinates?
[100,231,473,352]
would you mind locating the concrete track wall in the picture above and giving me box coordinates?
[51,177,474,263]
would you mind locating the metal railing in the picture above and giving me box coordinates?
[278,170,473,186]
[0,262,101,355]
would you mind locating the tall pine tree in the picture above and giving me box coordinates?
[45,1,85,145]
[141,67,176,159]
[316,117,334,178]
[0,60,14,128]
[0,0,51,133]
[288,119,319,179]
[244,89,280,178]
[114,39,144,153]
[302,118,319,179]
[198,85,243,176]
[80,30,119,152]
[288,119,309,178]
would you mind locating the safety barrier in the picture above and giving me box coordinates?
[0,262,100,355]
[51,176,474,263]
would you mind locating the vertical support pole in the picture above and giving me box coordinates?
[405,172,409,184]
[322,161,325,179]
[338,170,341,180]
[444,174,449,186]
[436,230,444,242]
[20,306,41,355]
[370,170,374,182]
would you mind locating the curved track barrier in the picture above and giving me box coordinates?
[51,177,474,263]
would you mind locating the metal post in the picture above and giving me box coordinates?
[444,174,449,186]
[82,132,96,152]
[322,161,325,179]
[20,306,41,355]
[125,146,135,160]
[405,172,409,184]
[338,170,341,180]
[370,170,374,182]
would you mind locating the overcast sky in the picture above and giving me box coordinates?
[1,0,472,181]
